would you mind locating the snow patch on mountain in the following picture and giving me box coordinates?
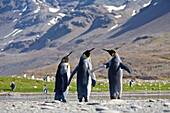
[22,5,28,12]
[49,7,60,13]
[37,0,43,4]
[154,2,158,6]
[13,10,20,12]
[13,19,18,22]
[115,15,122,18]
[4,29,22,39]
[132,10,136,16]
[58,13,66,17]
[34,6,41,13]
[48,17,60,25]
[108,24,118,31]
[8,40,14,44]
[4,29,19,39]
[104,5,126,12]
[32,0,39,5]
[143,1,151,7]
[12,29,23,36]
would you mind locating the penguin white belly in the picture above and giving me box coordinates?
[63,65,70,99]
[108,66,123,99]
[87,76,92,99]
[55,63,70,101]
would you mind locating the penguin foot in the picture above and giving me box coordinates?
[62,99,67,103]
[54,98,61,101]
[79,99,82,102]
[111,96,117,99]
[85,99,88,102]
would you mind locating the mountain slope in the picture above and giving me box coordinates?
[109,0,170,39]
[0,0,169,77]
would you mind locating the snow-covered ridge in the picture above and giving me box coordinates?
[143,1,151,7]
[104,5,126,12]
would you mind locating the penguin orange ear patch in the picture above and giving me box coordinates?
[83,54,87,58]
[112,53,115,56]
[62,59,65,62]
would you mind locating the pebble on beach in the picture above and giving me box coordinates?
[0,98,169,113]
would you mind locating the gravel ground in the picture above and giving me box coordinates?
[0,99,170,113]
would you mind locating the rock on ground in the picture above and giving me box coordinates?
[0,99,169,113]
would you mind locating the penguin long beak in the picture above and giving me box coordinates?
[67,52,72,58]
[103,49,116,57]
[89,48,95,53]
[103,49,110,53]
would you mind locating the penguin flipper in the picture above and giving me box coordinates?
[120,63,132,73]
[87,69,96,87]
[62,73,68,92]
[92,79,96,87]
[54,72,60,92]
[68,65,78,86]
[91,64,108,73]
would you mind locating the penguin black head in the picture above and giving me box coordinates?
[61,52,72,63]
[103,49,117,57]
[83,48,95,58]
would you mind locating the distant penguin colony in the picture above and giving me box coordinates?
[55,48,132,102]
[54,52,72,102]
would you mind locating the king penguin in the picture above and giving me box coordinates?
[68,48,96,102]
[54,52,72,102]
[92,49,131,99]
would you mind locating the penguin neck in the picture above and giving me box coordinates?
[80,54,91,60]
[111,53,121,62]
[60,61,69,65]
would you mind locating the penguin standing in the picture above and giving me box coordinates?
[68,48,96,102]
[54,52,72,102]
[92,49,131,99]
[10,82,15,91]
